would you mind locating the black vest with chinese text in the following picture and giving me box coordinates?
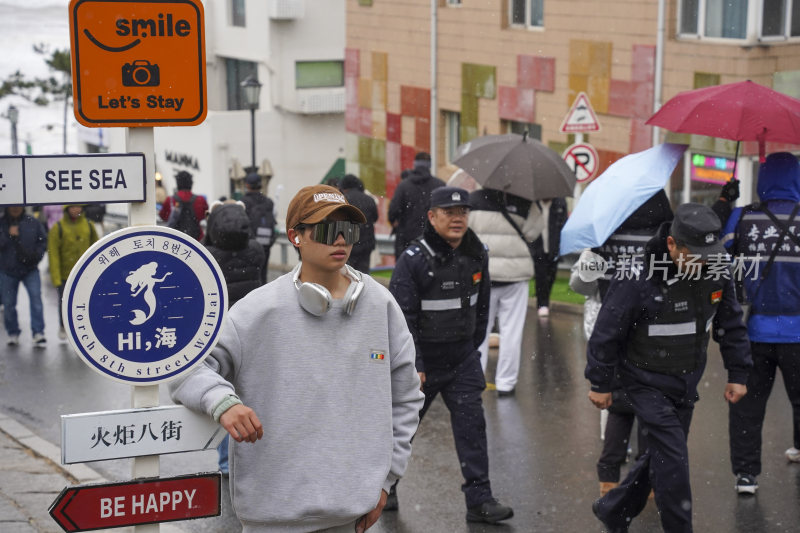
[414,238,484,343]
[627,276,726,376]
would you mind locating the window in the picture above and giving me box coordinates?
[504,120,542,140]
[295,61,344,89]
[510,0,544,28]
[705,0,747,38]
[761,0,800,38]
[445,111,461,163]
[230,0,245,27]
[679,0,800,40]
[447,0,462,5]
[225,58,258,110]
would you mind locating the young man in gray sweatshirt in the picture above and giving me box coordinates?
[170,185,424,532]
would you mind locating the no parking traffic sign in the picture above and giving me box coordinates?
[62,226,227,385]
[562,142,599,182]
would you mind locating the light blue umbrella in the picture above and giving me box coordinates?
[560,143,688,256]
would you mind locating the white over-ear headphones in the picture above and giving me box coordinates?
[292,263,364,316]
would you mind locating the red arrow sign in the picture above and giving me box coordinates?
[49,473,220,532]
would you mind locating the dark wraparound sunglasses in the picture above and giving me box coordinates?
[301,220,361,245]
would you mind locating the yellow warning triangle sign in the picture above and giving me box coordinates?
[560,92,601,133]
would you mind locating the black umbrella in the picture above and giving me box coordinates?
[451,133,576,201]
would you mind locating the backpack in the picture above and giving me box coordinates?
[167,194,201,239]
[247,197,276,248]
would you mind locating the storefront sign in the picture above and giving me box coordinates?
[690,154,735,184]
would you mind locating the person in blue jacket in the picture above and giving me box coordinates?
[722,151,800,494]
[587,203,752,533]
[389,186,514,525]
[0,206,48,347]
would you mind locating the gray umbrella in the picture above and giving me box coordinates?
[452,133,576,201]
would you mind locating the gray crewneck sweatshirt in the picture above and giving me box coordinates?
[169,271,423,532]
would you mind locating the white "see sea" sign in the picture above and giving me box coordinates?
[0,153,146,206]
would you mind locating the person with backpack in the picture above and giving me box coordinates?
[468,188,545,396]
[159,170,208,241]
[239,172,276,284]
[48,205,99,340]
[723,152,800,495]
[203,199,265,475]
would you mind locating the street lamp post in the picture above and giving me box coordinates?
[240,76,262,174]
[8,105,19,155]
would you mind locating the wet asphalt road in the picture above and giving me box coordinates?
[0,268,798,532]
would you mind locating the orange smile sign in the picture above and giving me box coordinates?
[69,0,207,127]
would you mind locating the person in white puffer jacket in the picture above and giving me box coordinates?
[468,188,546,396]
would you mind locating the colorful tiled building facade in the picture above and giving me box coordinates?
[346,0,800,226]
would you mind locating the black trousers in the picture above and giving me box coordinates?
[595,384,695,533]
[729,341,800,476]
[531,239,557,308]
[598,390,646,482]
[420,352,492,508]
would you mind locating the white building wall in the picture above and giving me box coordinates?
[90,0,345,231]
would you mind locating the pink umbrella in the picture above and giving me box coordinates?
[646,80,800,165]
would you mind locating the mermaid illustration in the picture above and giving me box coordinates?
[126,262,172,325]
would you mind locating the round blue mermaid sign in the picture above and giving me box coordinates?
[62,226,227,385]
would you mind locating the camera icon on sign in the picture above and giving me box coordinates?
[122,60,160,87]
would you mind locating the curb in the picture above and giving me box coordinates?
[0,412,103,485]
[0,411,188,533]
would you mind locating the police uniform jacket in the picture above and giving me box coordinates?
[389,221,491,373]
[585,223,752,403]
[721,154,800,344]
[593,190,673,299]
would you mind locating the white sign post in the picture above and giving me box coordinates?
[560,92,602,203]
[0,154,146,207]
[68,1,208,530]
[61,405,226,464]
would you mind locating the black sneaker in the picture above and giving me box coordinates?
[466,498,513,524]
[592,500,629,533]
[735,473,758,495]
[497,389,515,397]
[383,483,398,511]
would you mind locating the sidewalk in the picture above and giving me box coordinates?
[0,412,187,533]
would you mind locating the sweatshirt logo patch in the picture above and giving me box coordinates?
[710,290,722,304]
[370,350,385,361]
[472,272,482,285]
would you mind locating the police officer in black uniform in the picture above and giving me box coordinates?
[587,203,752,533]
[389,186,514,525]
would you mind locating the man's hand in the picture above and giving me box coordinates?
[9,225,19,237]
[719,179,740,203]
[588,391,613,410]
[418,372,426,390]
[219,404,263,443]
[355,490,387,533]
[724,383,747,404]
